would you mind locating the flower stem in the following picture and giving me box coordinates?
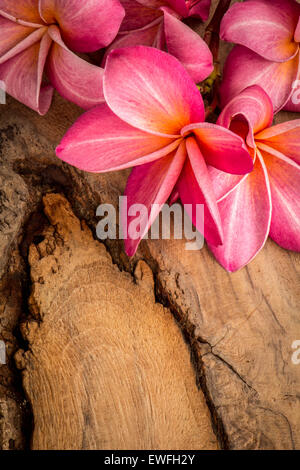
[203,0,232,119]
[204,0,232,63]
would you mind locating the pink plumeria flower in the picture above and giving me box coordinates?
[208,85,300,272]
[0,0,125,114]
[220,0,300,113]
[103,0,213,83]
[56,46,253,256]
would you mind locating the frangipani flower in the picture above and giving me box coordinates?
[56,46,253,256]
[103,0,213,83]
[220,0,300,113]
[0,0,125,114]
[208,85,300,272]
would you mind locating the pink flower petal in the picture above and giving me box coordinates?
[56,103,181,172]
[188,0,211,21]
[0,23,48,70]
[208,153,272,272]
[119,0,162,31]
[208,166,248,203]
[295,16,300,42]
[283,93,300,112]
[218,85,273,148]
[169,187,179,205]
[46,25,104,110]
[181,122,253,174]
[102,20,161,66]
[138,0,188,15]
[220,0,300,62]
[104,46,205,137]
[39,0,125,52]
[163,9,213,83]
[262,149,300,251]
[0,32,53,114]
[256,119,300,165]
[152,19,165,48]
[0,15,37,59]
[208,150,257,203]
[177,137,223,246]
[220,45,299,113]
[0,0,43,24]
[162,0,189,17]
[136,0,165,7]
[122,141,187,256]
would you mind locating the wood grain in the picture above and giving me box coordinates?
[14,194,217,450]
[144,234,300,449]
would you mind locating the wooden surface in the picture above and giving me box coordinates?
[0,0,299,450]
[146,236,300,449]
[14,194,217,450]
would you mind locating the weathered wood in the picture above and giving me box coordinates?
[145,235,300,449]
[0,248,31,450]
[15,193,217,450]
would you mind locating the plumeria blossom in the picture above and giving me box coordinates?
[220,0,300,113]
[0,0,125,114]
[56,46,253,256]
[207,85,300,272]
[103,0,213,83]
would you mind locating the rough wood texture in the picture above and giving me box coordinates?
[0,0,299,450]
[146,236,300,449]
[14,194,217,450]
[0,248,31,450]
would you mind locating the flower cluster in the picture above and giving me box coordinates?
[220,0,300,113]
[0,0,299,271]
[0,0,125,113]
[57,46,252,256]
